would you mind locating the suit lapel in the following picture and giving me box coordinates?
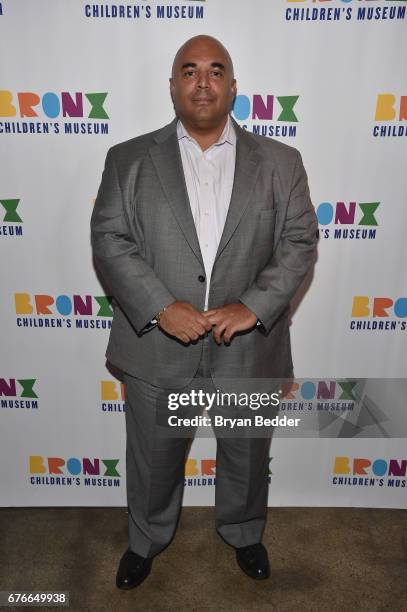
[148,116,262,269]
[149,118,204,267]
[214,119,262,263]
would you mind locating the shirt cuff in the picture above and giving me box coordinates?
[139,319,158,335]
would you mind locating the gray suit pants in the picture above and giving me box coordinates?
[123,337,272,558]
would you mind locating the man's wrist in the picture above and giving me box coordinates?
[155,301,176,325]
[238,299,262,327]
[155,307,166,324]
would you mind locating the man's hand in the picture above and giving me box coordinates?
[158,301,214,344]
[203,303,258,345]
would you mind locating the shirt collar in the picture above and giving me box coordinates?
[177,114,236,148]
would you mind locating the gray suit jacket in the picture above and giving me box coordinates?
[90,115,318,391]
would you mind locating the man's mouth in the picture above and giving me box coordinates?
[192,97,214,104]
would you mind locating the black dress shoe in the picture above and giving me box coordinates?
[236,543,270,580]
[116,548,152,590]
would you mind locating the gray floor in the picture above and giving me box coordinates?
[0,507,406,611]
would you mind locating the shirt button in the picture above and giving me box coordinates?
[204,182,208,186]
[198,275,206,283]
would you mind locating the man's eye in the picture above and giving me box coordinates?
[184,71,195,77]
[211,71,222,77]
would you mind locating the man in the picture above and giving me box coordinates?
[91,34,318,589]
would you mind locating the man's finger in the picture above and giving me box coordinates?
[212,322,227,345]
[186,327,200,341]
[190,322,207,336]
[203,308,218,317]
[178,332,190,344]
[223,324,237,344]
[195,313,214,331]
[204,312,224,326]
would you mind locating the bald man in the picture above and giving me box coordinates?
[91,35,318,589]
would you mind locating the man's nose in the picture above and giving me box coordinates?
[197,71,209,88]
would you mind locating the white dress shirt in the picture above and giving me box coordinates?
[177,114,236,310]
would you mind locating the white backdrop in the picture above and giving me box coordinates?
[1,0,406,508]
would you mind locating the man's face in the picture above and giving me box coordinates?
[170,39,237,130]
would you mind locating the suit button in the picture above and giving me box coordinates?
[198,275,206,283]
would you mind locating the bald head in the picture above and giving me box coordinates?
[169,35,237,134]
[171,35,234,80]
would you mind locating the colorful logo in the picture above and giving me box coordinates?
[317,200,379,240]
[0,198,23,237]
[285,1,406,23]
[279,378,356,415]
[281,379,356,399]
[0,378,38,410]
[29,455,121,487]
[100,380,126,413]
[184,457,273,486]
[373,94,407,137]
[231,94,299,138]
[332,456,406,488]
[14,293,113,330]
[0,90,109,136]
[278,378,402,437]
[351,296,407,331]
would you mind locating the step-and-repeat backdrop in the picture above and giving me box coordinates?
[1,1,406,508]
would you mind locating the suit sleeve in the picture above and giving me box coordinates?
[90,147,176,334]
[239,150,318,334]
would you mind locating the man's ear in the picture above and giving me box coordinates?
[169,77,174,91]
[169,77,175,104]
